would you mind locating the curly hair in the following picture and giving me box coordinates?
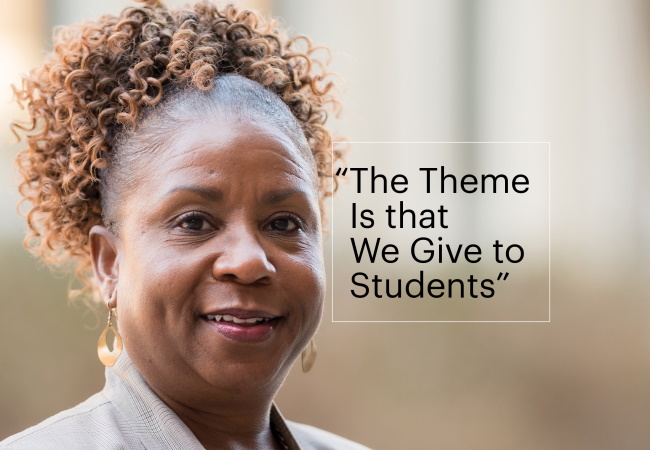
[11,0,342,302]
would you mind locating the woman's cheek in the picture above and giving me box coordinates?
[297,251,326,314]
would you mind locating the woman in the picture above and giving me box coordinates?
[2,0,366,448]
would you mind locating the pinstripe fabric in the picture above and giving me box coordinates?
[1,351,369,449]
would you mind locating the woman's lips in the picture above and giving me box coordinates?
[202,310,279,342]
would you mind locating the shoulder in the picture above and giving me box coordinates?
[286,420,371,450]
[0,392,138,449]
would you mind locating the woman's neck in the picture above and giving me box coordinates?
[154,388,281,449]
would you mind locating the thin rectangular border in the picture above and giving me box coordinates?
[329,141,551,323]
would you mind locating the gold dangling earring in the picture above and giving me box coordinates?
[97,307,123,367]
[301,339,317,373]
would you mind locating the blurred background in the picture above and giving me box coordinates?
[1,0,649,449]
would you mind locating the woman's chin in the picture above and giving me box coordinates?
[201,359,291,398]
[188,319,298,394]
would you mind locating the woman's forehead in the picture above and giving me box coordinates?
[170,116,311,164]
[146,116,319,194]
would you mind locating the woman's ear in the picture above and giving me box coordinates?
[89,225,121,307]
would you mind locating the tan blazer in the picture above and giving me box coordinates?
[0,352,369,449]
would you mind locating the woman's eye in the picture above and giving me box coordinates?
[176,213,213,232]
[270,217,300,232]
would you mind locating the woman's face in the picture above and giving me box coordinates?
[100,114,325,405]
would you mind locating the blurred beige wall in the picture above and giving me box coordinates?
[2,1,650,449]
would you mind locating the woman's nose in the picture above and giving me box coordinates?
[212,228,276,284]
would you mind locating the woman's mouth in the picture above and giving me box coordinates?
[206,314,272,325]
[202,310,279,342]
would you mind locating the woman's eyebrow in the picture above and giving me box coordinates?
[163,186,224,202]
[261,188,307,205]
[161,186,307,204]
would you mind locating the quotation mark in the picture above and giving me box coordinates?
[335,167,348,176]
[497,272,509,281]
